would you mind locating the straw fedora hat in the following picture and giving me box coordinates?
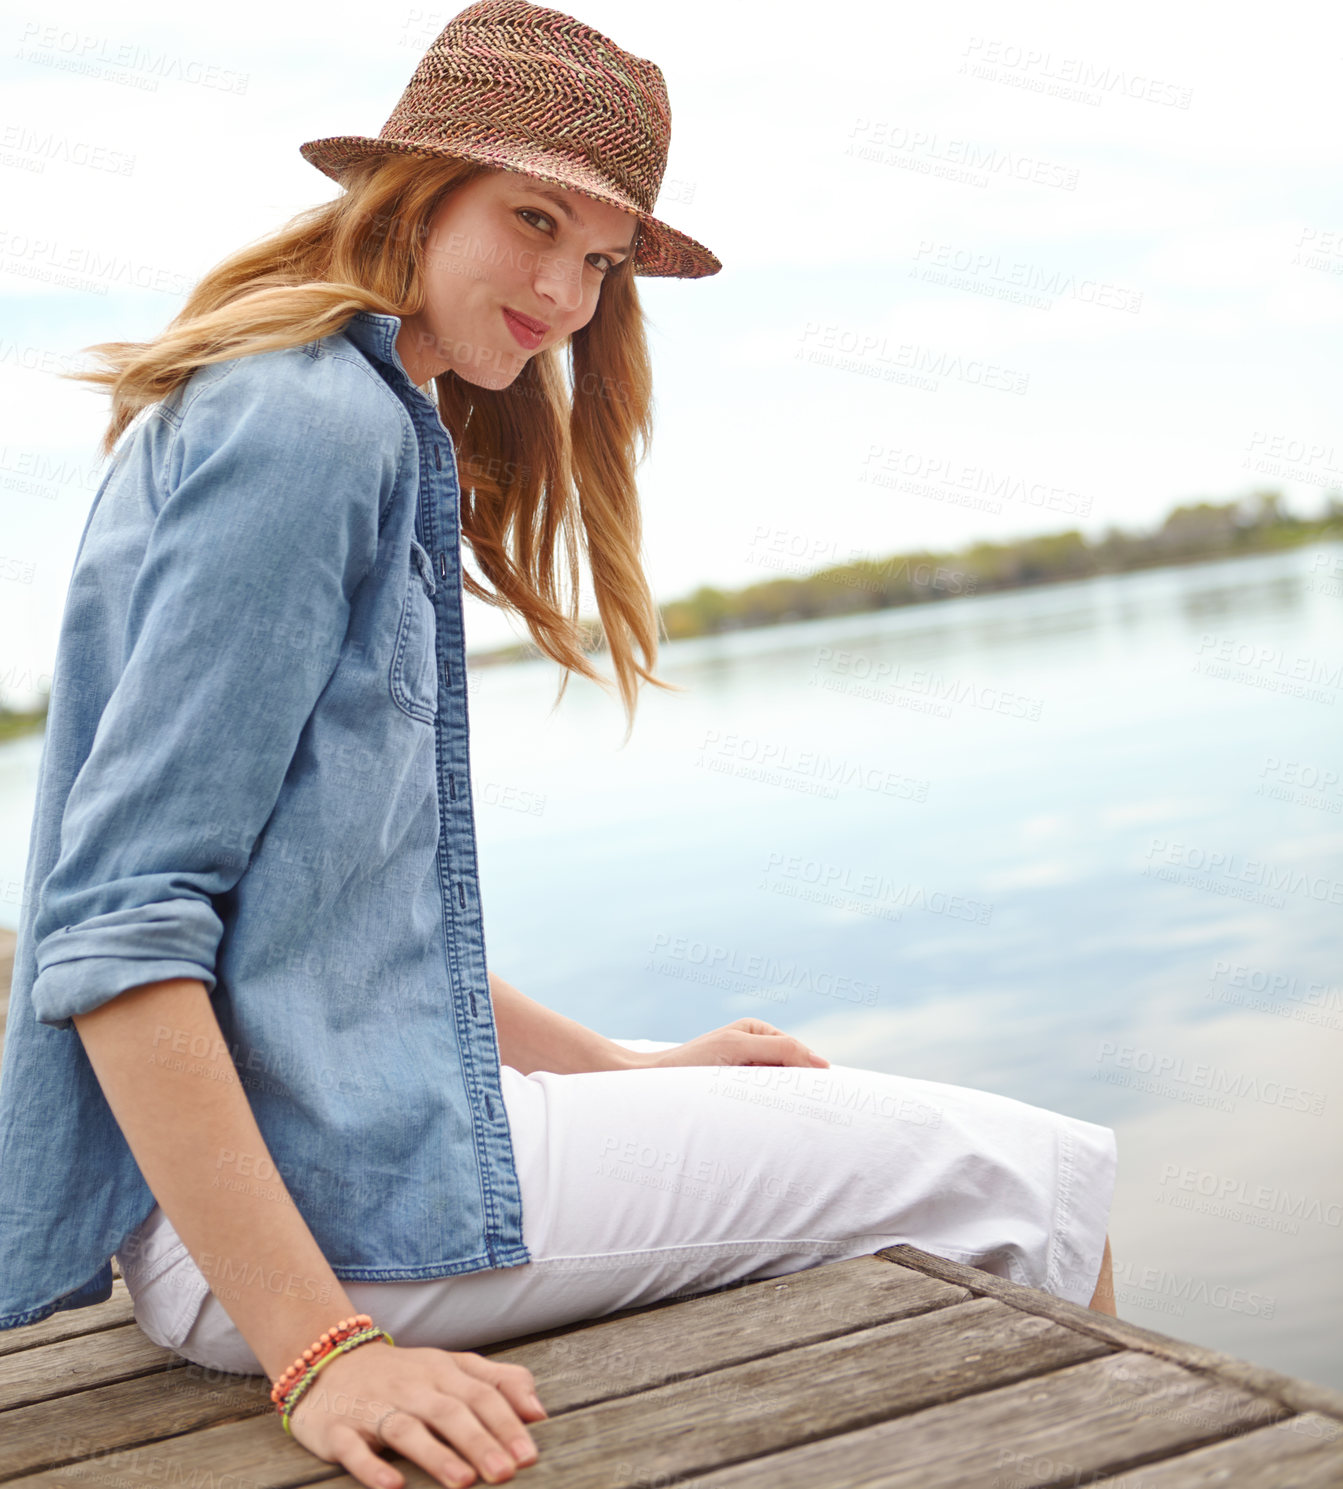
[299,0,721,279]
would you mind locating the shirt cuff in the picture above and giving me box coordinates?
[32,898,223,1029]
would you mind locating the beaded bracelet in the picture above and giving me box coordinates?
[271,1314,376,1404]
[278,1325,397,1434]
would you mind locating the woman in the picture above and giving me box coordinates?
[0,4,1117,1487]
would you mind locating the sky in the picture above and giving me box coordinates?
[2,0,1341,705]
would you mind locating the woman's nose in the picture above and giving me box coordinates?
[532,253,586,314]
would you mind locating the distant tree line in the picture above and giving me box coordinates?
[655,488,1342,643]
[2,490,1340,725]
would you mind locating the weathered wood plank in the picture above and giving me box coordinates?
[0,1365,271,1479]
[0,1282,138,1357]
[0,1258,969,1487]
[0,1266,968,1484]
[1080,1410,1343,1486]
[2,1414,343,1489]
[0,1325,183,1410]
[880,1244,1343,1423]
[679,1349,1285,1488]
[311,1297,1114,1489]
[485,1254,970,1412]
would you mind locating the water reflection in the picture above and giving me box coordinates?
[467,543,1343,1389]
[1,541,1339,1387]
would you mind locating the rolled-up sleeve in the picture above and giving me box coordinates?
[31,350,394,1029]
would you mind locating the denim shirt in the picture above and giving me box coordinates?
[0,311,530,1329]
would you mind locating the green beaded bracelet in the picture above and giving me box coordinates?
[280,1325,396,1434]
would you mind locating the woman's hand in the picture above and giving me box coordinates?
[632,1018,830,1070]
[286,1339,548,1489]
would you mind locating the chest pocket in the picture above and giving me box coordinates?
[389,536,439,724]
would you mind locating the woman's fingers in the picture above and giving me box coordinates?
[450,1380,539,1467]
[331,1421,411,1489]
[356,1393,529,1489]
[421,1396,529,1484]
[722,1020,827,1065]
[735,1030,828,1067]
[287,1344,547,1489]
[727,1017,785,1036]
[641,1022,829,1070]
[459,1354,548,1421]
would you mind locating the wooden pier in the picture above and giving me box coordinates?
[3,926,1342,1487]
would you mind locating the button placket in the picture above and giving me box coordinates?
[426,422,501,1069]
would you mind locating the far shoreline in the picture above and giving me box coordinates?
[2,489,1339,729]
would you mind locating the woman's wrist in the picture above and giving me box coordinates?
[591,1035,644,1072]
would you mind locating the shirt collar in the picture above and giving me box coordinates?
[338,311,453,435]
[340,310,409,376]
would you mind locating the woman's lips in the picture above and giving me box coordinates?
[502,308,546,349]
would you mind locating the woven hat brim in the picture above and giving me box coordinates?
[298,136,721,280]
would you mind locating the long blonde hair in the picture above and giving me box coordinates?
[63,152,683,739]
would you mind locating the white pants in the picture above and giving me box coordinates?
[119,1041,1118,1373]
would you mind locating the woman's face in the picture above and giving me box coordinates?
[395,167,638,390]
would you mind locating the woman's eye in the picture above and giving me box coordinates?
[518,208,613,275]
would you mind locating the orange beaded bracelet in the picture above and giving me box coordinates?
[270,1314,375,1404]
[278,1324,395,1434]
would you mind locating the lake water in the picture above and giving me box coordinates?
[3,542,1340,1388]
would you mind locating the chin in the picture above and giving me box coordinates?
[458,362,527,392]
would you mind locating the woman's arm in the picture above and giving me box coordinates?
[488,973,830,1074]
[488,971,638,1075]
[74,975,360,1384]
[76,976,546,1487]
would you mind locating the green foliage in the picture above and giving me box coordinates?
[654,490,1343,643]
[0,703,48,744]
